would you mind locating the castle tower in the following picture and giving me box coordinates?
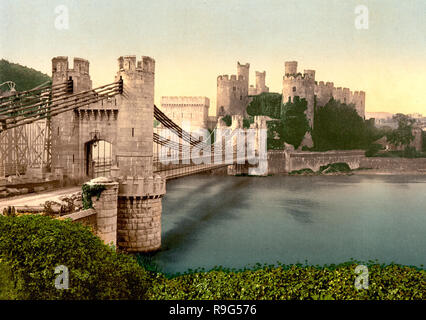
[114,55,166,252]
[255,71,269,94]
[216,62,250,117]
[237,62,250,88]
[282,61,315,127]
[114,55,155,176]
[51,56,92,181]
[285,61,298,75]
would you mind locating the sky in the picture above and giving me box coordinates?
[0,0,425,116]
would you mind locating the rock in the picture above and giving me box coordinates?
[34,186,45,192]
[0,191,9,198]
[19,188,29,194]
[6,188,20,195]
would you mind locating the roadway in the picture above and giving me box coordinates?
[0,186,81,212]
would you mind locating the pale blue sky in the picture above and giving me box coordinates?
[1,0,425,113]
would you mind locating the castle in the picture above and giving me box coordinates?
[215,60,365,128]
[159,60,365,139]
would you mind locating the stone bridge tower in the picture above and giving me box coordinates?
[51,57,93,182]
[50,55,165,252]
[113,56,166,252]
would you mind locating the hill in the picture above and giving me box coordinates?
[0,59,51,93]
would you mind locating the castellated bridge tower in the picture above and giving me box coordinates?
[216,62,250,117]
[51,55,165,252]
[51,56,92,180]
[282,61,315,127]
[114,55,166,252]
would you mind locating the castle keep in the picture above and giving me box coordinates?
[282,61,366,127]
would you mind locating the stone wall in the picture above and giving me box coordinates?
[267,150,286,174]
[360,157,426,172]
[160,96,210,132]
[116,175,166,252]
[90,178,119,247]
[284,150,365,172]
[61,209,97,229]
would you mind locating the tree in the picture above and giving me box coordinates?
[246,92,282,119]
[312,98,369,150]
[386,113,415,147]
[280,96,310,149]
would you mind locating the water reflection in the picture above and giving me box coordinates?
[151,174,426,273]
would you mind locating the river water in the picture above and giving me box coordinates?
[148,174,426,274]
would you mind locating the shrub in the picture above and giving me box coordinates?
[365,143,383,157]
[0,215,150,299]
[221,114,232,126]
[319,162,351,173]
[289,168,315,175]
[145,262,425,300]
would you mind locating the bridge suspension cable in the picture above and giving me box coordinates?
[0,78,123,133]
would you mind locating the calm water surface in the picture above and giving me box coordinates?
[149,175,426,273]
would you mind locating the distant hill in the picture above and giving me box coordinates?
[0,59,51,93]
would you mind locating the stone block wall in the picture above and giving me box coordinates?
[90,179,119,247]
[117,197,162,252]
[284,150,365,172]
[267,150,287,174]
[61,209,97,230]
[360,157,426,172]
[116,175,166,252]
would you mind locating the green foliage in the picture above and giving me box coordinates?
[0,215,150,299]
[246,92,282,119]
[281,97,310,149]
[0,262,19,299]
[145,261,425,300]
[386,114,415,147]
[312,98,379,151]
[374,148,426,159]
[81,184,106,209]
[221,114,232,127]
[423,131,426,152]
[243,117,252,129]
[289,168,315,175]
[266,120,285,150]
[0,59,51,92]
[289,162,352,175]
[365,143,384,157]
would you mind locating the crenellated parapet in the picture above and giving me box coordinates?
[315,80,366,118]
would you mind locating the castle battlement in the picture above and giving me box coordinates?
[161,96,210,106]
[118,55,155,74]
[217,74,246,84]
[52,56,92,92]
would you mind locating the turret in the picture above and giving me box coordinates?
[285,61,298,75]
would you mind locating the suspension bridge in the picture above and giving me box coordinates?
[0,55,267,252]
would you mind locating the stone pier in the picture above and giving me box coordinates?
[89,177,119,247]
